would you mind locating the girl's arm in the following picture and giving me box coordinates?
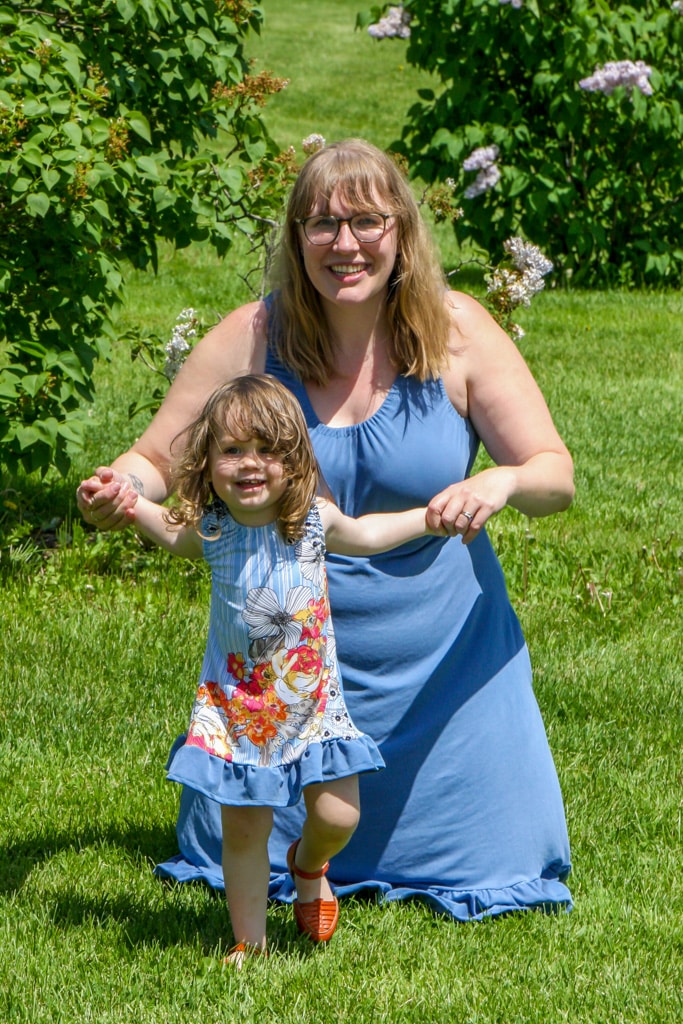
[318,500,446,557]
[131,495,203,560]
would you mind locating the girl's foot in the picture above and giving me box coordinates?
[223,942,268,969]
[286,838,339,942]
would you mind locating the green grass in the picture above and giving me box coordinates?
[2,2,683,1021]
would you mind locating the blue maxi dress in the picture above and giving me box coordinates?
[156,345,572,921]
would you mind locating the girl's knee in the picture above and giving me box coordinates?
[304,777,361,836]
[221,804,273,854]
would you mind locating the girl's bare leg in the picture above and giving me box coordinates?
[293,774,360,904]
[221,804,273,950]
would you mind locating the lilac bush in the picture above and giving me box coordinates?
[360,1,683,285]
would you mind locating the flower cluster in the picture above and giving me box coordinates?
[499,0,524,8]
[212,71,289,108]
[368,5,411,39]
[424,178,464,223]
[672,1,682,12]
[164,308,198,381]
[579,60,653,97]
[486,238,553,339]
[215,0,257,24]
[463,144,501,199]
[105,117,129,163]
[302,133,326,155]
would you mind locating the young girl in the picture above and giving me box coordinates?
[127,374,445,965]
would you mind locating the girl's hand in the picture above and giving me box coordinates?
[425,467,515,544]
[76,466,139,531]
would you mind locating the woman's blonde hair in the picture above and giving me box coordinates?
[273,138,451,385]
[166,375,318,543]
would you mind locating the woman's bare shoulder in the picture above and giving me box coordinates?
[444,289,498,341]
[130,299,270,473]
[198,298,269,360]
[441,290,497,414]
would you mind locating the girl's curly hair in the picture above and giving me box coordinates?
[165,374,318,543]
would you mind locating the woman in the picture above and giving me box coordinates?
[78,139,574,921]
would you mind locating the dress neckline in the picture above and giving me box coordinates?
[296,376,401,435]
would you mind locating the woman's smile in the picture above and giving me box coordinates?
[300,190,398,307]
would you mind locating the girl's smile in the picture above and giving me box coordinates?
[209,434,288,527]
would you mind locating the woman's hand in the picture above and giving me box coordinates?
[76,466,139,531]
[426,467,516,544]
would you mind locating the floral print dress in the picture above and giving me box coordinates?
[165,501,384,807]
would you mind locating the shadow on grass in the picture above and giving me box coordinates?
[0,820,311,955]
[0,819,177,895]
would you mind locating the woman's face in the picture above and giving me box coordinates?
[297,188,399,312]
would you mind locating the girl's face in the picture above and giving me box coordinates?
[209,429,288,528]
[298,188,398,313]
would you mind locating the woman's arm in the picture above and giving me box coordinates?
[428,291,575,541]
[76,300,269,529]
[318,500,446,556]
[130,495,203,560]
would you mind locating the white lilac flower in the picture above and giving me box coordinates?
[368,5,411,39]
[499,0,524,7]
[464,163,501,199]
[163,308,198,381]
[487,238,554,310]
[579,60,653,97]
[462,144,500,172]
[672,1,682,12]
[509,322,526,341]
[487,268,533,307]
[504,237,554,279]
[302,133,325,155]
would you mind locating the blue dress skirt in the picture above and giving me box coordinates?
[155,351,572,921]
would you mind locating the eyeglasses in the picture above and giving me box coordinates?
[296,212,392,245]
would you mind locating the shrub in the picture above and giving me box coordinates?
[0,0,289,476]
[360,1,683,286]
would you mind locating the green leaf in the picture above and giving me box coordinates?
[62,122,83,148]
[41,167,61,190]
[21,98,49,117]
[152,185,177,211]
[127,111,152,143]
[26,193,51,218]
[136,155,161,179]
[15,418,58,448]
[115,0,138,24]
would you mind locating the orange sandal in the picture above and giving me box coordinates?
[223,942,269,968]
[286,838,339,943]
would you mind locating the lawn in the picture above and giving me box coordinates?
[1,3,682,1022]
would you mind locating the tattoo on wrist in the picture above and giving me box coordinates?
[128,474,145,495]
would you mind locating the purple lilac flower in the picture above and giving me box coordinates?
[368,5,411,39]
[462,144,500,172]
[579,60,653,97]
[499,0,524,8]
[464,164,501,199]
